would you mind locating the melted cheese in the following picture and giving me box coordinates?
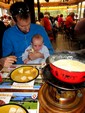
[52,59,85,72]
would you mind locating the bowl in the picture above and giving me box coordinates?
[10,66,39,83]
[46,51,85,84]
[0,103,28,113]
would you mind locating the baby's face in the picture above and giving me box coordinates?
[32,39,43,52]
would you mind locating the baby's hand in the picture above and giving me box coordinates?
[24,59,29,64]
[26,48,34,53]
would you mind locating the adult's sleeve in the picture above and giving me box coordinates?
[2,30,14,57]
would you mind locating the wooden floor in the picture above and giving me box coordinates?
[52,32,81,52]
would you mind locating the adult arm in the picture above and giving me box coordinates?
[0,56,17,67]
[2,30,13,57]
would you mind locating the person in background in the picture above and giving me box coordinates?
[0,56,17,68]
[65,12,75,29]
[74,18,85,41]
[55,15,59,22]
[74,18,85,49]
[2,2,54,64]
[35,12,44,26]
[43,12,53,34]
[22,34,50,64]
[58,14,64,31]
[54,15,59,28]
[38,12,44,26]
[0,21,6,57]
[0,19,17,68]
[64,12,76,38]
[3,15,11,29]
[43,12,54,41]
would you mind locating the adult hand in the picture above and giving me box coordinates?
[28,52,44,60]
[0,56,17,67]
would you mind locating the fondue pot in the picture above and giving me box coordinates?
[46,51,85,84]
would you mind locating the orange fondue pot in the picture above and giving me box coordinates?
[46,51,85,84]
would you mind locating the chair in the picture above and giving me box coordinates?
[63,25,80,48]
[64,25,73,39]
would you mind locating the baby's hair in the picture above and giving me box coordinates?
[31,34,43,43]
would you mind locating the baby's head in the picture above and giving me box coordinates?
[31,34,44,52]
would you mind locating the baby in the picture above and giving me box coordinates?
[22,34,50,64]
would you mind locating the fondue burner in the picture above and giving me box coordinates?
[38,65,85,113]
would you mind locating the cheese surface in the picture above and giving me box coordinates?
[52,59,85,72]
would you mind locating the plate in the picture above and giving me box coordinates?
[0,103,28,113]
[10,66,39,83]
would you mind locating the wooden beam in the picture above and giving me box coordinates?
[0,0,85,9]
[34,0,85,7]
[68,0,85,5]
[34,2,68,7]
[0,2,10,9]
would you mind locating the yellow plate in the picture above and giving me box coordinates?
[10,66,39,83]
[0,103,28,113]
